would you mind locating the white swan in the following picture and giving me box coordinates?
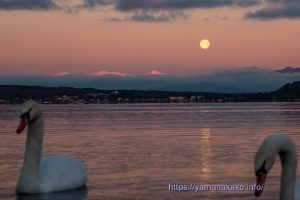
[254,133,300,200]
[15,100,87,194]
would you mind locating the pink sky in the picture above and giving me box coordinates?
[0,1,300,76]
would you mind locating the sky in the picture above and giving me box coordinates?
[0,0,300,76]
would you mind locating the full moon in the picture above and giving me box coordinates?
[200,39,210,49]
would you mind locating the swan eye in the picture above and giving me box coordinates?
[256,161,267,176]
[20,108,32,120]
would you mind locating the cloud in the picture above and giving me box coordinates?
[57,0,261,11]
[115,0,260,11]
[247,0,300,19]
[0,0,58,10]
[104,0,260,23]
[0,0,113,11]
[107,10,188,22]
[6,0,299,22]
[91,70,131,77]
[50,72,72,76]
[145,70,166,75]
[131,10,187,22]
[83,0,114,6]
[50,0,114,13]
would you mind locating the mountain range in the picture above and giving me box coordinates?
[1,66,300,93]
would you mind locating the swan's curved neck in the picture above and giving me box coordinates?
[19,114,44,192]
[277,138,297,200]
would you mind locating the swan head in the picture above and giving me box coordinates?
[16,100,42,134]
[254,135,278,197]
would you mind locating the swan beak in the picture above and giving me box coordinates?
[16,117,28,134]
[255,171,266,197]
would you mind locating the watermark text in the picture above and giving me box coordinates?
[168,183,264,192]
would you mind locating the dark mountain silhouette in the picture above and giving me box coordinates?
[3,67,300,93]
[272,81,300,99]
[276,67,300,73]
[0,85,100,101]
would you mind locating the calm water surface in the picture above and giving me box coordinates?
[1,103,300,200]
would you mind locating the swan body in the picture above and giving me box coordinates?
[296,181,300,200]
[254,133,300,200]
[16,101,87,194]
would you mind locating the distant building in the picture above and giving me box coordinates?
[110,90,119,95]
[169,96,185,102]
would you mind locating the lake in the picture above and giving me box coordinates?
[1,102,300,200]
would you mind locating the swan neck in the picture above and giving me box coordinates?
[279,143,297,200]
[19,114,44,192]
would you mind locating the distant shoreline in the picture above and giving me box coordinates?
[2,102,299,105]
[1,82,300,104]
